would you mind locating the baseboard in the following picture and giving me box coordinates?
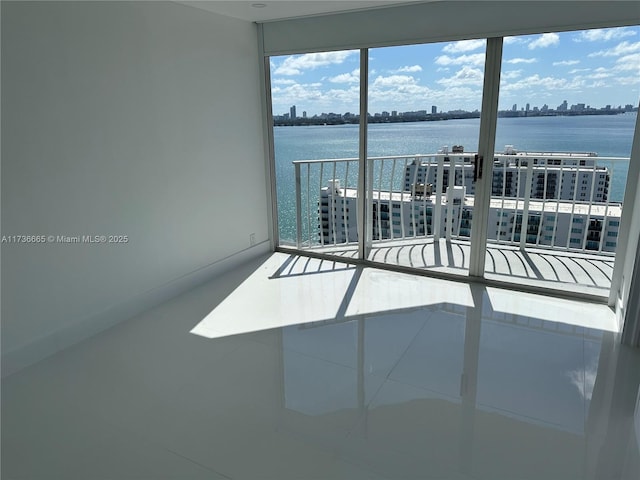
[1,241,272,378]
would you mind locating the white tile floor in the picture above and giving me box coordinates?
[3,252,640,479]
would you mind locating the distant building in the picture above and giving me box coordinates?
[302,111,307,118]
[319,183,620,252]
[290,105,296,119]
[314,147,616,251]
[432,105,437,114]
[404,148,609,203]
[558,100,568,111]
[512,104,517,112]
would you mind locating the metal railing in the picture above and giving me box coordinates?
[292,152,628,256]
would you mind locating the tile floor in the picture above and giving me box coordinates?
[2,252,639,479]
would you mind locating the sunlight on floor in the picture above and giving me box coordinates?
[191,252,617,340]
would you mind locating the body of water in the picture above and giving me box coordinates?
[274,113,638,243]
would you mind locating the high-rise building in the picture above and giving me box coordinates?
[403,148,609,202]
[431,105,437,114]
[319,183,620,251]
[317,147,615,249]
[290,105,296,119]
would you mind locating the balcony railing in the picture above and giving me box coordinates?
[292,151,628,260]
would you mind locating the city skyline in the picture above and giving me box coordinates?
[270,26,640,116]
[274,98,637,122]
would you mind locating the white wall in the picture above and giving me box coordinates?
[618,115,640,343]
[1,1,270,374]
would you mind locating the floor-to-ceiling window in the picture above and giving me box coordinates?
[269,49,360,250]
[267,25,639,301]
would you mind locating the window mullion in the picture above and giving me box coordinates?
[358,48,370,260]
[469,37,503,278]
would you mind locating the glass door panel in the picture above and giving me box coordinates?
[484,27,640,296]
[365,40,487,275]
[269,50,361,256]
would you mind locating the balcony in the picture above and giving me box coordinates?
[290,152,628,297]
[312,237,614,295]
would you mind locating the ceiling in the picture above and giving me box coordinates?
[178,1,428,23]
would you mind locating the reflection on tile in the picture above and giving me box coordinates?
[477,320,585,433]
[283,320,359,370]
[387,310,466,399]
[364,311,428,378]
[3,253,639,479]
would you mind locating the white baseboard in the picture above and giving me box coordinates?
[1,241,271,378]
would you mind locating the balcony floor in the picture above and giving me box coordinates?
[309,238,614,297]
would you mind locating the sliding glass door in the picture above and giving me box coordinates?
[483,27,639,297]
[363,40,490,276]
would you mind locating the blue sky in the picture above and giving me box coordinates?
[270,26,640,116]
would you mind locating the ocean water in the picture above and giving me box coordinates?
[274,113,638,243]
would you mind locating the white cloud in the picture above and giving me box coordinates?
[504,37,528,45]
[588,72,612,80]
[373,75,418,87]
[328,68,359,84]
[501,74,584,93]
[588,80,607,89]
[553,60,580,66]
[437,66,484,87]
[274,50,356,75]
[617,76,640,86]
[505,58,538,64]
[502,70,523,79]
[613,53,640,72]
[442,39,485,53]
[272,78,297,85]
[324,86,360,105]
[569,68,590,74]
[368,81,481,113]
[528,33,560,50]
[435,53,485,67]
[575,28,637,42]
[589,41,640,57]
[271,82,360,113]
[390,65,423,73]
